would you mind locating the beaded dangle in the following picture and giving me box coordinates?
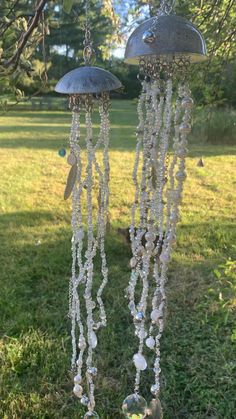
[122,1,207,417]
[55,1,121,417]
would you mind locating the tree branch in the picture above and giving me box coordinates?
[4,0,48,71]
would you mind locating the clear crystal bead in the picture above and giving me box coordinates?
[122,393,147,418]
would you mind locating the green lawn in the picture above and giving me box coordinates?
[0,101,235,419]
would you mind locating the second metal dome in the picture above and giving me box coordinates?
[55,66,122,95]
[125,15,207,65]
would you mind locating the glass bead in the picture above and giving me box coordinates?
[146,336,155,349]
[90,331,97,349]
[87,366,97,376]
[151,309,161,322]
[84,412,99,418]
[81,395,89,406]
[58,148,66,157]
[133,353,147,370]
[78,337,86,349]
[74,373,82,384]
[175,170,187,181]
[179,122,191,134]
[145,232,156,242]
[130,257,137,268]
[159,252,169,264]
[138,328,147,339]
[73,384,83,398]
[135,311,145,322]
[150,384,159,396]
[145,399,163,419]
[181,97,194,109]
[122,393,147,419]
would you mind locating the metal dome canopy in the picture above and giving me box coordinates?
[55,66,122,94]
[125,15,207,65]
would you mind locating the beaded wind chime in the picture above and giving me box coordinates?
[122,1,207,418]
[55,1,121,418]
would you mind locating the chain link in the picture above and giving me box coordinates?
[83,0,94,65]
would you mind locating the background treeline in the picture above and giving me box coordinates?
[0,0,235,106]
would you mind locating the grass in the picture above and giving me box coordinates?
[0,100,235,419]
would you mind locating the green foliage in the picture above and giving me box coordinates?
[191,107,236,145]
[0,102,235,417]
[63,0,75,14]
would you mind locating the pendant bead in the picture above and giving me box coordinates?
[122,393,147,419]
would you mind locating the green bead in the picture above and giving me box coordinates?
[58,148,66,157]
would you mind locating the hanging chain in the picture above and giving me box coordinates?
[158,0,176,15]
[83,0,94,65]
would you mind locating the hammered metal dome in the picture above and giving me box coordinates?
[125,15,207,65]
[55,66,122,94]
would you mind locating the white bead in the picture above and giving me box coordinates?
[145,241,155,252]
[130,257,137,268]
[133,353,147,371]
[146,336,155,349]
[74,374,82,384]
[78,337,86,349]
[90,331,97,349]
[159,251,169,263]
[151,309,161,322]
[73,384,83,398]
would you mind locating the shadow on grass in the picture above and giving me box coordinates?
[0,211,235,418]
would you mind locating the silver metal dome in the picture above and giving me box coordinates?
[55,66,122,94]
[125,15,207,65]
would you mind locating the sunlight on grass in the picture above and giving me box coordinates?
[0,101,235,418]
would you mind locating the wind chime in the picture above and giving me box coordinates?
[122,1,207,418]
[55,1,121,418]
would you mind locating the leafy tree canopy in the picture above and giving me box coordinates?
[0,0,235,107]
